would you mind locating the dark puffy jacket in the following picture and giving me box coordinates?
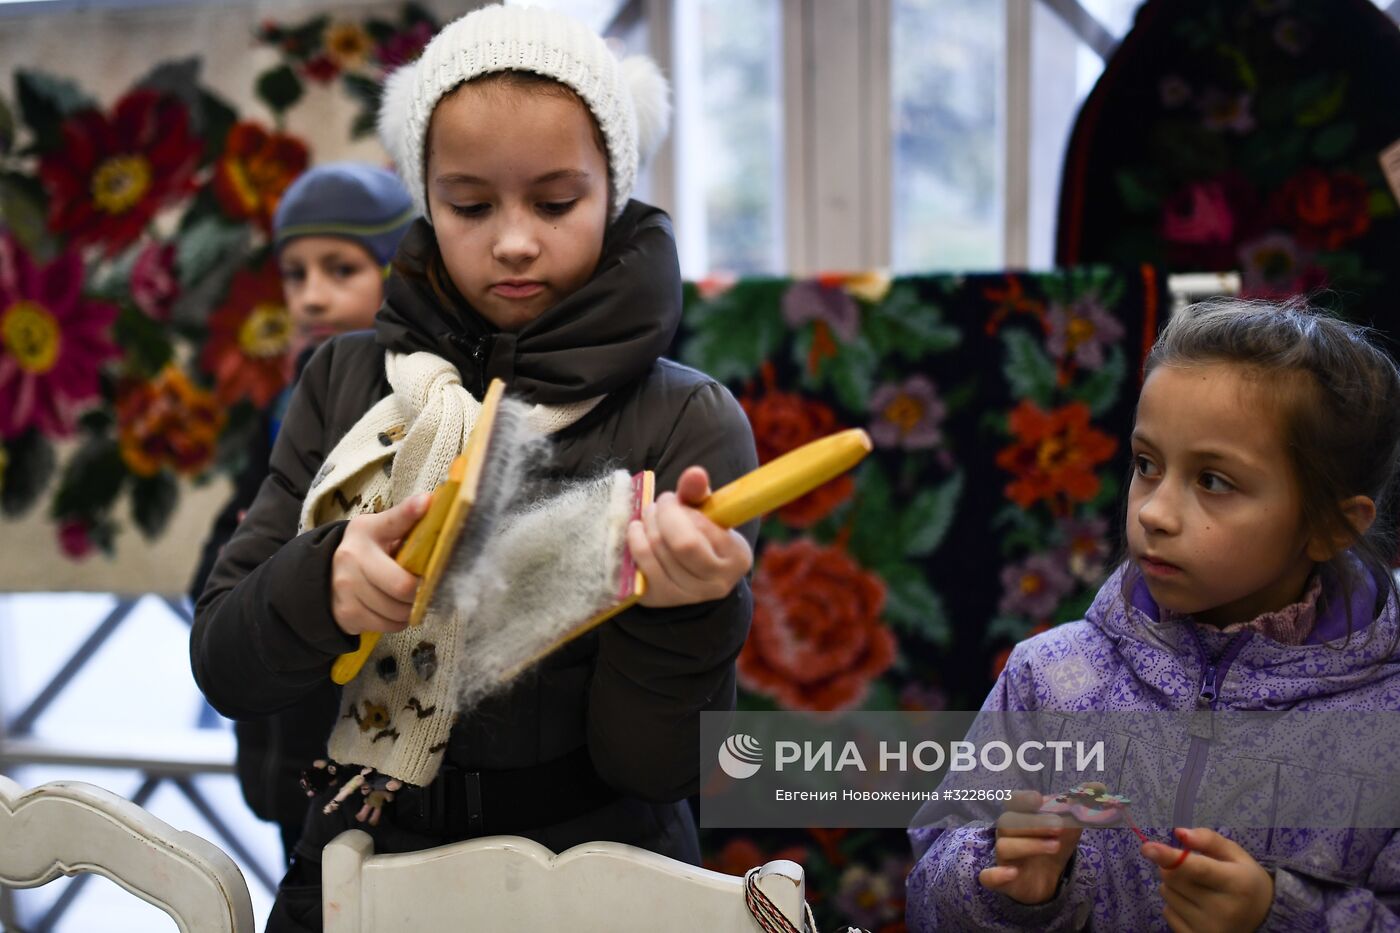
[190,201,758,864]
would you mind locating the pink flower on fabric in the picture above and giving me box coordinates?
[130,241,180,321]
[0,233,120,439]
[998,552,1075,620]
[1237,232,1328,300]
[868,375,946,450]
[57,518,96,559]
[1045,297,1126,370]
[781,279,860,341]
[1162,181,1235,246]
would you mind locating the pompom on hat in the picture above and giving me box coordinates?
[273,162,416,265]
[376,3,671,223]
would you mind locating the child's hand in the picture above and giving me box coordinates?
[978,789,1083,904]
[330,494,430,637]
[629,466,753,609]
[1142,829,1273,933]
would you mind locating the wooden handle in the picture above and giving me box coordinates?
[700,428,873,529]
[329,476,460,686]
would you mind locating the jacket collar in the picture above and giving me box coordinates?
[373,199,681,404]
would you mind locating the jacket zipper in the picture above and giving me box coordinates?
[1171,628,1252,828]
[445,333,491,396]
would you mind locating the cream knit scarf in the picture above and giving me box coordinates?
[301,350,600,786]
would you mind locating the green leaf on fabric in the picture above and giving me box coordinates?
[865,285,962,360]
[820,335,878,412]
[1294,75,1347,128]
[50,436,127,519]
[350,109,378,140]
[136,58,202,109]
[1074,345,1127,417]
[881,565,951,647]
[900,470,963,558]
[130,471,179,539]
[342,72,381,107]
[846,463,902,572]
[1052,589,1097,626]
[1,429,56,518]
[860,679,901,712]
[680,280,786,383]
[256,65,304,115]
[15,69,95,152]
[1114,171,1159,214]
[0,94,13,155]
[1001,329,1056,407]
[194,90,237,161]
[114,304,175,377]
[0,171,53,258]
[1311,124,1356,162]
[985,615,1033,644]
[1085,469,1122,513]
[176,214,249,290]
[1369,190,1398,218]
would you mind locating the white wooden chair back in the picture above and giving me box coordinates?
[322,829,809,932]
[0,774,254,933]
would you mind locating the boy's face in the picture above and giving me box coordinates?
[425,82,609,332]
[279,236,385,346]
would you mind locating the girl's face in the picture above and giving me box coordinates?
[425,81,609,332]
[279,236,385,345]
[1127,362,1319,628]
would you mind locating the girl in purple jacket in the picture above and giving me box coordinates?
[909,298,1400,931]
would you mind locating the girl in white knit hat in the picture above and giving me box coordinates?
[190,5,759,930]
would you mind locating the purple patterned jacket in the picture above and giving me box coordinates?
[907,563,1400,932]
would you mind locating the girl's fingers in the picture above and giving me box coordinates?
[1161,883,1206,929]
[1161,902,1191,933]
[351,592,408,634]
[977,865,1019,890]
[995,836,1064,862]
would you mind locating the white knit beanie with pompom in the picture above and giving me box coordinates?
[377,3,671,223]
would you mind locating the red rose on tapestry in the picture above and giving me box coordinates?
[1273,168,1371,251]
[0,234,119,439]
[200,261,294,406]
[212,121,310,230]
[38,90,202,256]
[741,366,853,527]
[116,365,225,477]
[703,838,809,877]
[739,540,896,711]
[995,400,1117,510]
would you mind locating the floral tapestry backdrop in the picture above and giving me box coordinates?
[0,5,439,558]
[677,266,1162,931]
[1057,0,1400,325]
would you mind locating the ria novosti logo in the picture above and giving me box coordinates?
[717,734,763,779]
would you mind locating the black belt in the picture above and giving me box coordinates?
[404,746,619,838]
